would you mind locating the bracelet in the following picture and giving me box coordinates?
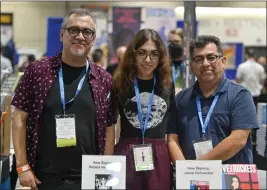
[16,164,31,174]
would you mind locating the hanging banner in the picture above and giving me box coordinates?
[182,1,197,89]
[142,8,176,47]
[110,7,141,64]
[198,18,266,46]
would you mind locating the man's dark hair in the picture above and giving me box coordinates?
[190,35,223,60]
[246,49,255,58]
[28,54,36,63]
[92,49,103,62]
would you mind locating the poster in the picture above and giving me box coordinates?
[110,7,141,64]
[222,44,236,69]
[176,160,222,189]
[222,164,259,190]
[142,8,176,47]
[82,155,126,189]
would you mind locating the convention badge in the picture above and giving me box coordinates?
[55,114,76,147]
[193,139,213,159]
[133,144,154,171]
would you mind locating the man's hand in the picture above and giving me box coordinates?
[18,170,41,189]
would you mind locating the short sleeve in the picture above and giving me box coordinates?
[106,77,117,127]
[11,64,34,113]
[167,91,179,134]
[231,89,259,130]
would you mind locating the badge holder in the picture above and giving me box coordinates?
[55,114,76,148]
[193,134,213,159]
[133,142,154,171]
[132,76,155,171]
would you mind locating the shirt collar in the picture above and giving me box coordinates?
[192,75,228,98]
[51,53,98,78]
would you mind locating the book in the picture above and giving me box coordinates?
[82,155,126,190]
[176,160,222,189]
[222,164,259,190]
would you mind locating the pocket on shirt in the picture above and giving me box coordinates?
[210,113,231,139]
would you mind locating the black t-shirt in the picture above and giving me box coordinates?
[35,62,96,180]
[106,63,118,77]
[119,78,174,139]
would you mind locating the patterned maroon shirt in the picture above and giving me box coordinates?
[11,54,117,169]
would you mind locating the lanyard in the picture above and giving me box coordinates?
[172,63,183,83]
[134,76,156,144]
[58,61,89,114]
[196,94,219,139]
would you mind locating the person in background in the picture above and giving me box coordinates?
[19,54,36,72]
[236,49,266,108]
[106,46,127,76]
[92,48,105,68]
[2,38,17,70]
[11,8,116,189]
[257,56,266,72]
[113,29,174,190]
[1,44,13,73]
[168,35,259,166]
[256,56,267,95]
[168,28,184,94]
[167,28,184,190]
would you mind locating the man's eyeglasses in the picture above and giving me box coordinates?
[64,26,95,39]
[136,49,160,62]
[192,54,222,65]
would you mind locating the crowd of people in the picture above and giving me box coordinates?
[8,8,266,190]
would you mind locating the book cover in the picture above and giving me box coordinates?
[176,160,222,189]
[82,155,126,189]
[222,164,259,190]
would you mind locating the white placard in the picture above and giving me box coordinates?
[82,155,126,190]
[176,160,222,190]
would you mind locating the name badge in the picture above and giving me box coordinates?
[133,144,154,171]
[55,114,76,148]
[193,140,213,159]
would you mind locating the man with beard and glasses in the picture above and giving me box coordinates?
[11,8,116,189]
[168,28,184,94]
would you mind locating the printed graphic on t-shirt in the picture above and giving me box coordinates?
[123,92,167,129]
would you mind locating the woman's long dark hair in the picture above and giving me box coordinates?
[113,29,172,97]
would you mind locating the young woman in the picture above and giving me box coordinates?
[113,29,174,190]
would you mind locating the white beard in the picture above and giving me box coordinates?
[70,47,86,56]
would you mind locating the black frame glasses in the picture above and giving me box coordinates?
[135,49,160,62]
[192,54,222,65]
[64,26,95,39]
